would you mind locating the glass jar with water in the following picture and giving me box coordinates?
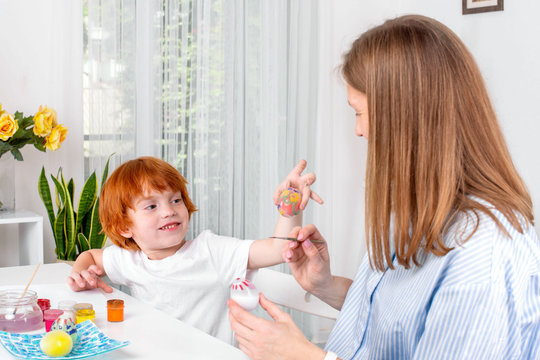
[0,289,43,332]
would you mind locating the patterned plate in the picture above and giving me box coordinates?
[0,320,129,359]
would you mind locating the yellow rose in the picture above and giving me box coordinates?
[33,105,58,137]
[45,124,68,151]
[0,102,4,115]
[0,113,18,141]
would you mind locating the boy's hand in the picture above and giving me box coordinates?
[273,159,323,210]
[66,265,113,293]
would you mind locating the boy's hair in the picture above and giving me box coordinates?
[342,15,533,271]
[99,156,198,250]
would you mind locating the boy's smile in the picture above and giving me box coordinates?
[120,188,190,260]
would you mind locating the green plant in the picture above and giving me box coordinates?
[38,155,113,260]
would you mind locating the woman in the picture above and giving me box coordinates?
[228,15,540,360]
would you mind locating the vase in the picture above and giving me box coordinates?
[0,156,15,211]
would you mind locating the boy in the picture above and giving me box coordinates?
[67,156,321,344]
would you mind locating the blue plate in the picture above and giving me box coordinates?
[0,320,129,359]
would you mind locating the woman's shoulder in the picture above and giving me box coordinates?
[442,201,540,286]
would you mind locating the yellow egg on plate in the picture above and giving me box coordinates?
[40,330,73,357]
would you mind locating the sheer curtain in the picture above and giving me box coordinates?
[84,0,325,343]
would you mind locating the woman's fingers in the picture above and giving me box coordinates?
[259,294,289,323]
[228,299,269,334]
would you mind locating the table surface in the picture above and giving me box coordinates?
[0,263,249,359]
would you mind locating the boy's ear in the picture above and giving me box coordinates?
[119,227,133,239]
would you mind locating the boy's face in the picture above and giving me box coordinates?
[120,187,190,260]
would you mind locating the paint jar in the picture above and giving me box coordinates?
[73,303,93,312]
[57,300,77,323]
[0,290,43,332]
[107,299,124,322]
[75,309,95,324]
[43,309,64,332]
[37,298,51,321]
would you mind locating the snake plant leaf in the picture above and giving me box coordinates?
[38,167,55,234]
[78,233,90,253]
[51,173,66,210]
[54,207,66,259]
[63,191,77,261]
[76,172,97,235]
[88,197,106,249]
[100,153,114,193]
[67,178,75,207]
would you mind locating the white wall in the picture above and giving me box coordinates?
[316,1,540,278]
[1,1,538,272]
[0,0,83,265]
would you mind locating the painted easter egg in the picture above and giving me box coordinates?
[277,187,302,217]
[230,278,259,311]
[51,313,78,343]
[40,330,73,357]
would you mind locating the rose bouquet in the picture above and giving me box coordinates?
[0,102,68,161]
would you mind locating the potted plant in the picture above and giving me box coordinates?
[38,155,113,261]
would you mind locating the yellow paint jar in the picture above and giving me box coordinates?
[75,309,95,324]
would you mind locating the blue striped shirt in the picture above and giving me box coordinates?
[325,203,540,359]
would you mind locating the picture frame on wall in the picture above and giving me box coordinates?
[462,0,504,15]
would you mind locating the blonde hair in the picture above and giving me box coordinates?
[99,156,197,250]
[342,15,533,271]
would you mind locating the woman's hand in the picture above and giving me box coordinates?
[283,224,332,294]
[273,159,323,210]
[66,265,113,293]
[228,294,326,360]
[283,225,352,310]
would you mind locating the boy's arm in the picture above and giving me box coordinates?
[247,213,302,269]
[247,159,323,270]
[66,249,113,293]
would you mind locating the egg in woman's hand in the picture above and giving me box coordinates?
[230,278,259,311]
[40,330,73,357]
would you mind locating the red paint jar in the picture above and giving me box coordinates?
[37,299,51,321]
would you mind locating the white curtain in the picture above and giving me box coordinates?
[84,0,326,343]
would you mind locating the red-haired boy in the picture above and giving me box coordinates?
[67,156,322,344]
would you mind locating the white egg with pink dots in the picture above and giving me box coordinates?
[230,278,259,311]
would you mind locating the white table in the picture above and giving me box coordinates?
[0,263,249,359]
[0,210,43,265]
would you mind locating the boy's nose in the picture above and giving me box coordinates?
[161,204,177,218]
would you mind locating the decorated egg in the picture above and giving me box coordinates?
[230,278,259,311]
[40,330,73,357]
[51,313,78,343]
[277,187,302,217]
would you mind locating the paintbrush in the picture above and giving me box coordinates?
[270,236,325,244]
[6,263,40,319]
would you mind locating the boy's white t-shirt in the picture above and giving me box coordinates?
[102,230,254,345]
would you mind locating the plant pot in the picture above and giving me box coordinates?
[55,259,75,267]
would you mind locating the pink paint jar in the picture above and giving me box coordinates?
[43,309,64,332]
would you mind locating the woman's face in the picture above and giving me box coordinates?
[346,84,369,139]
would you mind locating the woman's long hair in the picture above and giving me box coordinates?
[342,15,533,271]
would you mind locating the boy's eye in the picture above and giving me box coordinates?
[172,198,183,204]
[144,204,156,210]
